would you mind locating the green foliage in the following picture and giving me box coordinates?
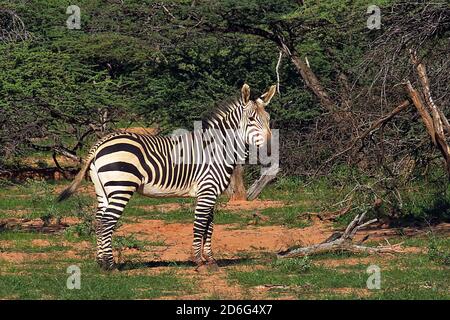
[304,165,450,222]
[62,199,96,238]
[428,235,450,266]
[0,0,325,160]
[10,179,94,231]
[1,0,449,222]
[20,179,62,225]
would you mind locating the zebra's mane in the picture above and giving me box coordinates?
[201,97,243,129]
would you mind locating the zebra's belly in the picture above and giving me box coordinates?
[138,182,199,198]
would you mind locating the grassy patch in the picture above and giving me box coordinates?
[1,178,449,300]
[0,264,192,299]
[0,180,94,222]
[229,238,450,299]
[0,230,78,254]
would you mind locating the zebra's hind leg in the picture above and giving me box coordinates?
[90,166,108,266]
[94,202,106,266]
[98,190,134,270]
[202,215,219,271]
[192,192,217,271]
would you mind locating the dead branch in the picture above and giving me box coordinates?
[406,81,436,143]
[0,9,32,43]
[246,166,279,201]
[278,211,404,259]
[437,108,450,136]
[28,143,81,163]
[299,202,352,221]
[275,51,283,95]
[53,146,81,162]
[406,50,450,175]
[315,99,411,175]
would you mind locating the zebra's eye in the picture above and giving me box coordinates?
[248,116,256,121]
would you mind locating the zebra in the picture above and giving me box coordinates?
[58,83,276,270]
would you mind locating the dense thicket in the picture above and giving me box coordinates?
[1,0,449,219]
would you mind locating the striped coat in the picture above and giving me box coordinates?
[58,84,276,270]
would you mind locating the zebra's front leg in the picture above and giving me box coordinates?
[192,193,217,270]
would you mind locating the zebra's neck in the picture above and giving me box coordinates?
[200,100,247,167]
[168,100,247,176]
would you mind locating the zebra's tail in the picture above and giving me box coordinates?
[57,154,95,202]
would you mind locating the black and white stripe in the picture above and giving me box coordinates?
[58,84,276,270]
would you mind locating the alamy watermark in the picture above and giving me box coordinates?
[367,5,381,30]
[169,121,279,177]
[66,265,81,290]
[66,5,81,30]
[366,264,381,289]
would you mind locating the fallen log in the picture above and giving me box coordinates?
[278,211,404,259]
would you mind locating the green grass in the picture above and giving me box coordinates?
[0,178,320,228]
[0,230,87,254]
[228,238,450,300]
[122,205,193,222]
[0,180,94,221]
[0,228,191,300]
[0,263,192,299]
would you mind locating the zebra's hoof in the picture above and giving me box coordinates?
[101,263,116,271]
[195,263,209,273]
[206,261,219,272]
[97,259,116,271]
[194,260,206,272]
[195,261,219,273]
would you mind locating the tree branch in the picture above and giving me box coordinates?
[315,99,411,175]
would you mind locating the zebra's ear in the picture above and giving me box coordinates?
[241,83,251,105]
[260,85,277,105]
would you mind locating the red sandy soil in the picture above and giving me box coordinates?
[136,199,285,213]
[116,218,333,262]
[1,211,449,265]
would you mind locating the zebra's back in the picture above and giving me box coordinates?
[91,131,202,198]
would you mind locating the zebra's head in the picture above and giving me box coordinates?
[240,84,276,149]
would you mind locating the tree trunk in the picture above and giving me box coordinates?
[286,48,335,112]
[225,164,246,201]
